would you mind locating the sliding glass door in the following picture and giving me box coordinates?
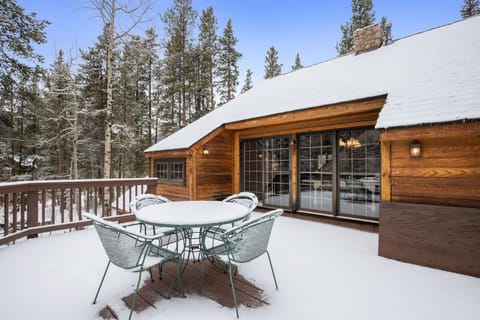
[240,136,291,209]
[240,128,380,220]
[338,129,380,219]
[297,128,380,220]
[298,132,334,213]
[263,136,291,208]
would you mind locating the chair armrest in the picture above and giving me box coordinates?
[221,209,284,241]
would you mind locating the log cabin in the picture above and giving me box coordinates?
[145,17,480,276]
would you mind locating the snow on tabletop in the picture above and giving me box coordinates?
[146,16,480,153]
[135,200,249,226]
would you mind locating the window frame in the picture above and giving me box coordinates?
[239,127,381,221]
[154,158,186,186]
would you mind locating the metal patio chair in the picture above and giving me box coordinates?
[200,209,283,318]
[83,212,185,320]
[129,193,174,235]
[203,192,259,242]
[129,193,171,212]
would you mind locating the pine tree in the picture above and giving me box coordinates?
[0,0,49,176]
[160,0,197,133]
[240,69,253,94]
[216,19,242,105]
[143,28,160,147]
[380,16,392,44]
[10,67,44,179]
[115,35,150,178]
[195,6,218,118]
[264,46,282,79]
[461,0,480,17]
[41,50,75,178]
[0,0,49,84]
[291,53,303,71]
[336,0,376,55]
[336,22,354,56]
[78,33,109,179]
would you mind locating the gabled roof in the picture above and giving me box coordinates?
[146,16,480,153]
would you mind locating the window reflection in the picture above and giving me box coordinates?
[338,129,380,218]
[298,132,334,213]
[240,128,381,220]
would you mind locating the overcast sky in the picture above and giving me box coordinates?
[19,0,464,86]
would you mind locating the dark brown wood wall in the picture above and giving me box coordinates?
[195,130,234,200]
[381,122,480,208]
[379,202,480,277]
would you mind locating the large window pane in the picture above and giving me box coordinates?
[298,132,334,213]
[338,129,380,219]
[240,136,291,208]
[264,136,290,208]
[241,139,264,202]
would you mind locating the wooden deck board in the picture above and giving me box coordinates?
[99,259,268,318]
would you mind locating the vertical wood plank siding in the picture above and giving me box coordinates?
[195,131,234,200]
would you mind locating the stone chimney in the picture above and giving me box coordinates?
[353,24,384,55]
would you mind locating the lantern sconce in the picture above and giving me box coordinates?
[202,146,209,156]
[410,142,422,158]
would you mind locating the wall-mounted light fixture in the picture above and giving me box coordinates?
[202,146,209,155]
[410,142,422,158]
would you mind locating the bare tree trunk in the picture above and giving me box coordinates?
[72,92,79,180]
[148,55,152,146]
[90,0,151,214]
[103,18,114,180]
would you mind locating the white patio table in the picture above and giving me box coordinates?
[135,200,250,263]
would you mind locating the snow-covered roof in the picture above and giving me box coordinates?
[146,16,480,153]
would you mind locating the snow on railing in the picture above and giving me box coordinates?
[0,178,157,245]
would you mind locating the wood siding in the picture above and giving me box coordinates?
[194,130,234,200]
[146,152,192,201]
[146,130,234,201]
[226,95,386,132]
[379,202,480,277]
[147,97,386,203]
[380,122,480,208]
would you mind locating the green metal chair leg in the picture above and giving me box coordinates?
[168,259,186,298]
[158,263,164,280]
[227,263,239,318]
[149,268,154,282]
[93,261,111,304]
[128,271,144,320]
[199,257,206,293]
[266,251,278,290]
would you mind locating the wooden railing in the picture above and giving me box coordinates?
[0,178,157,245]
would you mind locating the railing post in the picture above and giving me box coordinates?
[27,190,39,239]
[146,180,157,194]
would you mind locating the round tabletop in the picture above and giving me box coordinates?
[135,200,250,228]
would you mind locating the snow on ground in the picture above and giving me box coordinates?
[0,212,479,320]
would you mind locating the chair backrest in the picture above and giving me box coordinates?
[222,209,283,263]
[83,213,149,270]
[223,192,258,213]
[130,194,171,213]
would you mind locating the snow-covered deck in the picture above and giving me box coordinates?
[1,212,478,320]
